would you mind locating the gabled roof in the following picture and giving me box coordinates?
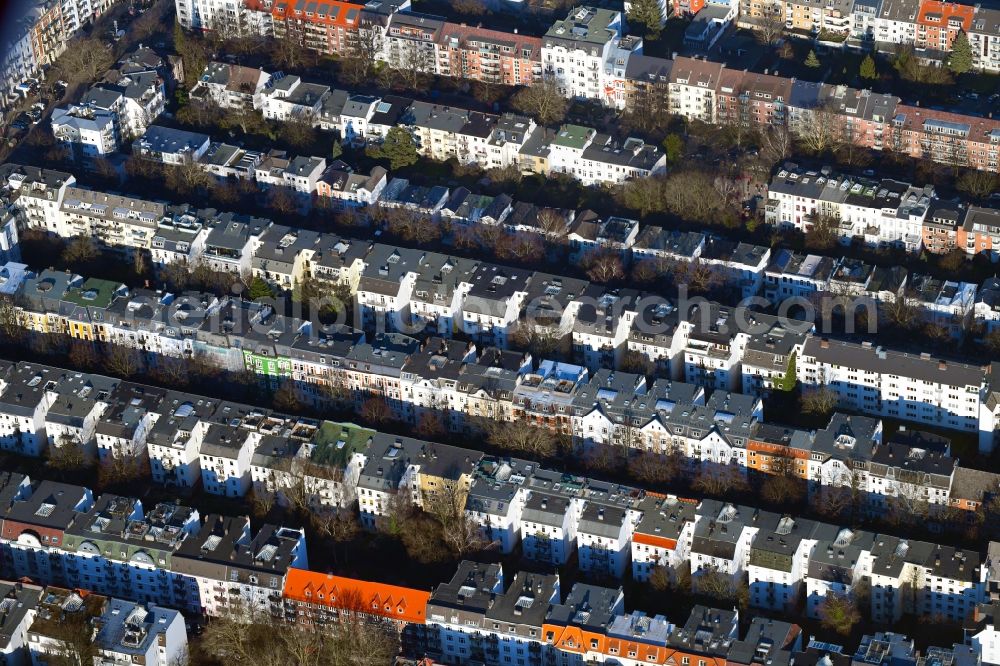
[283,567,428,624]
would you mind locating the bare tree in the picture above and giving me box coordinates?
[360,396,393,425]
[97,453,148,488]
[424,482,493,557]
[511,78,569,126]
[881,289,920,329]
[755,5,785,46]
[46,434,93,473]
[202,602,399,666]
[801,387,838,416]
[692,465,750,496]
[627,449,682,486]
[760,456,805,504]
[761,123,793,164]
[537,208,569,240]
[0,294,25,344]
[818,593,861,635]
[957,170,998,200]
[581,248,625,283]
[671,259,723,294]
[61,235,100,265]
[804,212,841,250]
[481,418,559,459]
[280,114,318,151]
[391,41,434,91]
[342,24,384,87]
[104,345,146,378]
[794,101,846,155]
[694,568,741,602]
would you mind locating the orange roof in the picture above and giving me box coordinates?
[633,533,678,551]
[271,0,363,27]
[917,0,973,29]
[283,568,429,624]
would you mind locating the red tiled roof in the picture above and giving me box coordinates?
[283,568,429,624]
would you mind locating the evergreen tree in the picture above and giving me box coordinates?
[247,276,274,300]
[366,127,419,170]
[805,50,821,68]
[776,352,797,392]
[859,54,877,79]
[948,31,973,74]
[627,0,664,40]
[661,134,684,165]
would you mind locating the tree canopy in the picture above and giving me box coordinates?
[627,0,664,40]
[859,54,877,80]
[948,31,973,74]
[366,126,419,170]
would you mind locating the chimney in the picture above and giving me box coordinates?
[820,339,829,349]
[939,361,947,370]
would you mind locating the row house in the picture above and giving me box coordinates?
[974,277,1000,336]
[25,586,186,666]
[869,536,980,623]
[763,250,837,303]
[631,496,697,584]
[572,371,706,452]
[281,567,429,655]
[716,70,792,129]
[406,103,498,165]
[805,526,876,618]
[171,515,307,616]
[59,495,202,611]
[0,164,76,237]
[512,360,589,434]
[518,468,587,566]
[56,186,164,255]
[172,0,1000,178]
[969,7,1000,72]
[464,456,535,554]
[199,142,264,180]
[571,288,639,369]
[765,165,932,251]
[0,362,994,618]
[914,0,974,52]
[874,0,920,44]
[251,224,322,292]
[690,501,761,587]
[261,74,330,122]
[799,336,986,435]
[960,206,1000,261]
[541,7,624,102]
[747,515,828,613]
[0,579,41,665]
[189,61,271,110]
[740,317,809,396]
[669,56,724,124]
[1,479,94,585]
[436,23,542,87]
[440,189,513,227]
[907,272,978,338]
[0,477,314,656]
[132,125,211,166]
[270,0,363,57]
[382,11,445,74]
[887,106,1000,173]
[316,164,388,208]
